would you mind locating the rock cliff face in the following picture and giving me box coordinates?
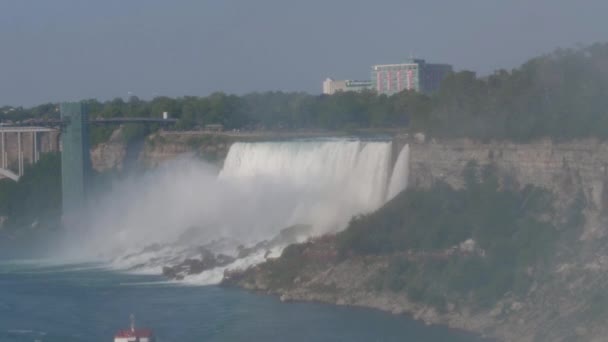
[90,130,234,170]
[408,138,608,240]
[139,132,233,168]
[90,128,127,172]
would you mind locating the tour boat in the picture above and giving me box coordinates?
[114,315,155,342]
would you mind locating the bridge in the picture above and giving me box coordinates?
[1,102,177,221]
[0,126,59,181]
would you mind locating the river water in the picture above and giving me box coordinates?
[0,260,483,342]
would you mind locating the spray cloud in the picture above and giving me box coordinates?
[62,139,410,280]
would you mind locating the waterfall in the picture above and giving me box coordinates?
[75,138,409,277]
[386,144,410,201]
[220,140,393,227]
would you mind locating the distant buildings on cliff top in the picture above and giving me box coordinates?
[323,58,453,96]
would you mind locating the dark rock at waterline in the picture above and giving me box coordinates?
[163,224,313,280]
[237,242,266,259]
[236,224,313,259]
[162,251,236,280]
[141,243,163,253]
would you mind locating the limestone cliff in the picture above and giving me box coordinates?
[139,131,234,168]
[408,138,608,240]
[90,128,127,172]
[91,130,235,170]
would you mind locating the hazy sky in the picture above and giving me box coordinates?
[0,0,606,106]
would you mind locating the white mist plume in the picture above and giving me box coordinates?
[63,139,409,276]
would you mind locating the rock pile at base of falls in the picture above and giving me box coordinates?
[162,249,235,280]
[161,224,312,280]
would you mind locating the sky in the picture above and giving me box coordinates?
[0,0,606,107]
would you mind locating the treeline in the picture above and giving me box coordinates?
[2,91,421,146]
[3,43,608,142]
[424,42,608,141]
[85,92,420,145]
[1,91,419,131]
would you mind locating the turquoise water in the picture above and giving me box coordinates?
[0,261,484,342]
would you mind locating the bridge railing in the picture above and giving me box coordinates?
[1,117,178,128]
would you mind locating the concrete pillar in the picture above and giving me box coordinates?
[33,131,38,162]
[1,131,4,169]
[2,133,6,169]
[17,131,22,176]
[61,102,91,222]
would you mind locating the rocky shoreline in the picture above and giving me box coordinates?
[219,231,608,342]
[229,275,494,341]
[221,253,502,340]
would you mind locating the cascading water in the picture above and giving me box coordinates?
[386,144,410,201]
[220,140,392,224]
[70,138,410,284]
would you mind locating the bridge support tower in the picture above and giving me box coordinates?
[60,102,91,220]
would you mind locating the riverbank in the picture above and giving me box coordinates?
[0,260,482,341]
[221,237,506,340]
[220,233,597,342]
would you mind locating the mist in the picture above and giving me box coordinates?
[56,140,410,280]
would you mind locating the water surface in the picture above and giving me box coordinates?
[0,261,483,341]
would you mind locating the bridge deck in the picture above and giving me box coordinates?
[89,118,178,124]
[0,126,58,133]
[0,117,177,129]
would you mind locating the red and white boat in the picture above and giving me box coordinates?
[114,315,155,342]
